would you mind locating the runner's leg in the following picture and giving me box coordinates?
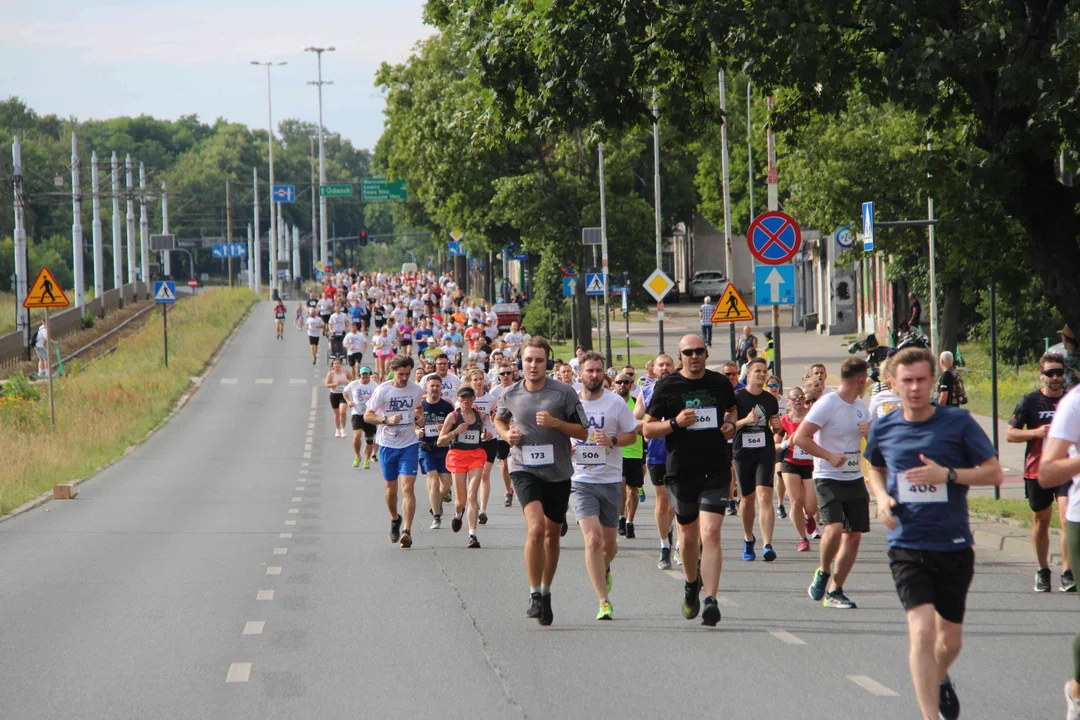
[385,478,400,521]
[401,475,417,533]
[580,515,609,602]
[699,510,725,598]
[783,474,809,540]
[1058,496,1073,574]
[906,604,946,720]
[830,531,862,592]
[542,516,562,585]
[1033,505,1053,571]
[467,467,482,535]
[522,500,546,588]
[427,470,443,517]
[758,485,775,548]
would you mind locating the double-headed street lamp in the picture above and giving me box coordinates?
[251,60,286,295]
[304,46,334,272]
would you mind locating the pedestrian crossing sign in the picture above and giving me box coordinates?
[23,266,70,309]
[154,281,176,304]
[710,283,754,323]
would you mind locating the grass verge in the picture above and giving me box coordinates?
[968,496,1058,530]
[0,288,257,515]
[958,342,1041,419]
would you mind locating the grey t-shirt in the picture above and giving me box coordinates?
[496,378,587,482]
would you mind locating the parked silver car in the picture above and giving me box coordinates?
[688,270,726,301]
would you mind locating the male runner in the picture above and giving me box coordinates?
[793,357,871,609]
[423,353,461,396]
[494,337,588,626]
[635,354,677,569]
[644,335,737,627]
[344,366,379,469]
[364,355,425,549]
[328,305,349,358]
[733,356,782,562]
[491,363,517,507]
[343,321,369,377]
[1007,353,1074,592]
[418,375,454,529]
[304,308,324,365]
[613,373,645,538]
[571,353,640,620]
[865,348,1002,720]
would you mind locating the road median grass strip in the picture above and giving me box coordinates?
[0,288,257,515]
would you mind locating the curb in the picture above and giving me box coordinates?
[0,300,256,524]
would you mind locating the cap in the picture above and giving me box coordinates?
[456,386,476,397]
[1058,325,1075,341]
[426,336,436,343]
[359,366,372,374]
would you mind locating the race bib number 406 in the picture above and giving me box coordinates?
[896,470,948,504]
[688,407,718,431]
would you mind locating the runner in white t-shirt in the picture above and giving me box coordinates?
[342,323,369,376]
[344,367,379,468]
[793,357,872,610]
[305,309,325,365]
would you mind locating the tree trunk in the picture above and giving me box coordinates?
[938,280,962,357]
[574,275,593,350]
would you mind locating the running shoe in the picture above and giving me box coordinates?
[637,487,646,503]
[617,517,627,536]
[805,515,817,538]
[811,527,822,540]
[526,592,543,619]
[658,547,672,570]
[776,504,787,519]
[796,538,811,552]
[400,529,413,549]
[742,536,756,561]
[353,457,360,468]
[701,596,721,627]
[478,511,488,525]
[939,674,960,720]
[823,588,857,609]
[682,575,702,620]
[725,498,738,516]
[1065,679,1080,720]
[561,519,568,537]
[504,492,513,507]
[606,566,613,594]
[1063,569,1077,593]
[1036,567,1052,593]
[363,459,370,470]
[451,512,463,533]
[443,492,452,504]
[596,601,613,621]
[467,535,481,549]
[762,544,776,562]
[673,545,682,566]
[430,515,441,530]
[539,594,554,626]
[808,568,830,601]
[625,521,635,539]
[390,516,402,544]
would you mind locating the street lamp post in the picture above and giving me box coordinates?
[304,46,335,272]
[310,135,318,278]
[251,60,286,297]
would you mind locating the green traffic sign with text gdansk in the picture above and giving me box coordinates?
[320,184,353,197]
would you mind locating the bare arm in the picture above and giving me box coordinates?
[1039,437,1080,488]
[904,454,1004,487]
[867,464,898,530]
[1006,425,1046,443]
[936,391,950,406]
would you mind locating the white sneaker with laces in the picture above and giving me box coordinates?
[1066,680,1080,720]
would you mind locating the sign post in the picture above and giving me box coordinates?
[746,203,801,382]
[643,268,674,355]
[24,266,70,430]
[154,281,176,367]
[621,287,630,360]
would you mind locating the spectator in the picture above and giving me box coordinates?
[1059,325,1080,392]
[699,295,715,346]
[935,351,967,407]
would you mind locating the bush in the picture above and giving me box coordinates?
[82,313,96,329]
[968,277,1063,364]
[3,371,41,401]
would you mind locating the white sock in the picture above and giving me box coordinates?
[661,538,670,550]
[530,586,539,595]
[540,584,551,596]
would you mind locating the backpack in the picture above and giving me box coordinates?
[735,335,756,365]
[30,325,41,347]
[950,369,968,406]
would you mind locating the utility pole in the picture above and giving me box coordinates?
[305,46,335,269]
[71,133,85,314]
[253,167,261,295]
[720,71,736,358]
[292,226,301,286]
[90,151,104,302]
[226,179,234,287]
[928,196,938,358]
[247,223,254,290]
[139,162,149,289]
[652,94,665,355]
[125,154,136,285]
[251,60,286,297]
[310,135,318,280]
[766,95,782,383]
[161,181,170,277]
[13,136,30,350]
[598,141,612,367]
[110,153,122,290]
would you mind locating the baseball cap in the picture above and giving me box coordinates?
[359,366,372,374]
[457,386,476,398]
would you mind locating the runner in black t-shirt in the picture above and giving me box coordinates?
[644,334,736,627]
[1006,352,1073,592]
[733,357,781,563]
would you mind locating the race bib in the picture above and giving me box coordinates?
[896,470,948,504]
[523,444,554,466]
[424,424,438,437]
[843,451,862,473]
[688,407,718,431]
[462,430,480,444]
[742,431,765,449]
[793,446,812,461]
[573,444,606,466]
[333,385,346,394]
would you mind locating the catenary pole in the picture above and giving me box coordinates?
[766,95,781,383]
[139,162,149,289]
[110,153,122,289]
[598,142,612,367]
[90,151,104,302]
[71,134,85,313]
[247,223,254,289]
[125,155,136,285]
[720,71,736,358]
[251,60,285,296]
[253,167,262,295]
[652,94,665,355]
[305,46,335,269]
[161,181,170,277]
[13,136,30,350]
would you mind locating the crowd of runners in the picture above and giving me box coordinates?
[278,267,1080,720]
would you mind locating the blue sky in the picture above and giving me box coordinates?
[0,0,434,152]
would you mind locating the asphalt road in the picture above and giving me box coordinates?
[0,301,1075,719]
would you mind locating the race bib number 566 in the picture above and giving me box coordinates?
[688,407,718,431]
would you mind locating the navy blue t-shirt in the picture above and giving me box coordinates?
[864,405,996,552]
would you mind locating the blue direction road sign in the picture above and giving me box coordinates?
[585,273,606,296]
[562,276,577,297]
[862,202,875,251]
[447,241,465,257]
[272,184,296,203]
[754,264,795,306]
[153,281,176,304]
[212,243,248,258]
[511,251,529,262]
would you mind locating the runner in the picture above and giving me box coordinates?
[766,375,787,518]
[324,359,352,438]
[373,326,393,379]
[364,355,425,549]
[317,292,334,337]
[439,386,490,548]
[491,363,517,507]
[570,352,641,620]
[613,373,644,539]
[793,357,871,609]
[467,369,497,524]
[418,375,454,529]
[344,366,379,468]
[494,337,588,626]
[273,299,286,339]
[1006,352,1074,592]
[732,357,782,562]
[343,321,369,377]
[1039,385,1080,719]
[779,386,814,551]
[423,354,461,397]
[305,308,325,365]
[643,334,737,627]
[635,354,678,569]
[865,347,1002,720]
[328,304,349,360]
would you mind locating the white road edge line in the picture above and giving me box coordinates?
[243,621,265,635]
[280,532,292,538]
[846,675,899,697]
[769,630,806,645]
[255,378,273,384]
[226,662,252,683]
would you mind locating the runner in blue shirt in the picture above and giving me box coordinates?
[864,347,1002,720]
[635,353,677,569]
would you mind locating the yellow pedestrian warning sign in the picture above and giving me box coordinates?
[710,283,753,323]
[23,267,70,309]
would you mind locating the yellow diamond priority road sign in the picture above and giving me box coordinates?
[643,268,674,302]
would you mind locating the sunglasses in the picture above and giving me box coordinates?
[681,348,707,357]
[724,371,739,377]
[614,380,631,385]
[767,383,781,388]
[1043,368,1066,377]
[499,371,513,376]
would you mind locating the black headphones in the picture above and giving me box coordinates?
[516,347,555,371]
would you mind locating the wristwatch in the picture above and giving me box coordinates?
[669,418,679,432]
[946,468,957,483]
[609,434,618,448]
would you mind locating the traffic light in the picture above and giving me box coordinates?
[359,230,368,247]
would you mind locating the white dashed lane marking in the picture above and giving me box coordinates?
[266,566,282,575]
[847,676,899,697]
[289,378,307,385]
[220,378,238,385]
[242,621,265,635]
[769,630,807,645]
[255,378,273,384]
[273,548,288,555]
[226,663,251,683]
[288,509,299,514]
[291,497,303,502]
[280,533,293,538]
[257,590,275,601]
[284,520,296,526]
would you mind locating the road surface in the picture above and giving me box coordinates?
[0,301,1073,718]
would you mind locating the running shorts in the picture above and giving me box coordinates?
[648,464,666,487]
[888,547,974,624]
[496,440,511,460]
[419,447,449,475]
[511,472,572,524]
[781,461,813,479]
[814,478,870,533]
[320,313,331,326]
[309,335,320,346]
[329,392,345,409]
[347,353,363,367]
[447,448,487,473]
[734,450,777,497]
[1024,478,1072,513]
[482,439,498,464]
[351,415,376,438]
[378,444,419,481]
[622,457,645,488]
[569,482,621,528]
[667,470,730,525]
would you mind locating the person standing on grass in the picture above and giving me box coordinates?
[33,319,50,377]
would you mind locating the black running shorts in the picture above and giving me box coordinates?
[781,462,813,479]
[511,472,571,524]
[351,415,376,438]
[309,335,320,346]
[329,392,345,409]
[483,439,498,464]
[496,440,511,460]
[667,470,730,525]
[888,547,974,624]
[648,464,666,487]
[622,457,645,488]
[814,478,870,533]
[734,451,776,497]
[1024,478,1072,513]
